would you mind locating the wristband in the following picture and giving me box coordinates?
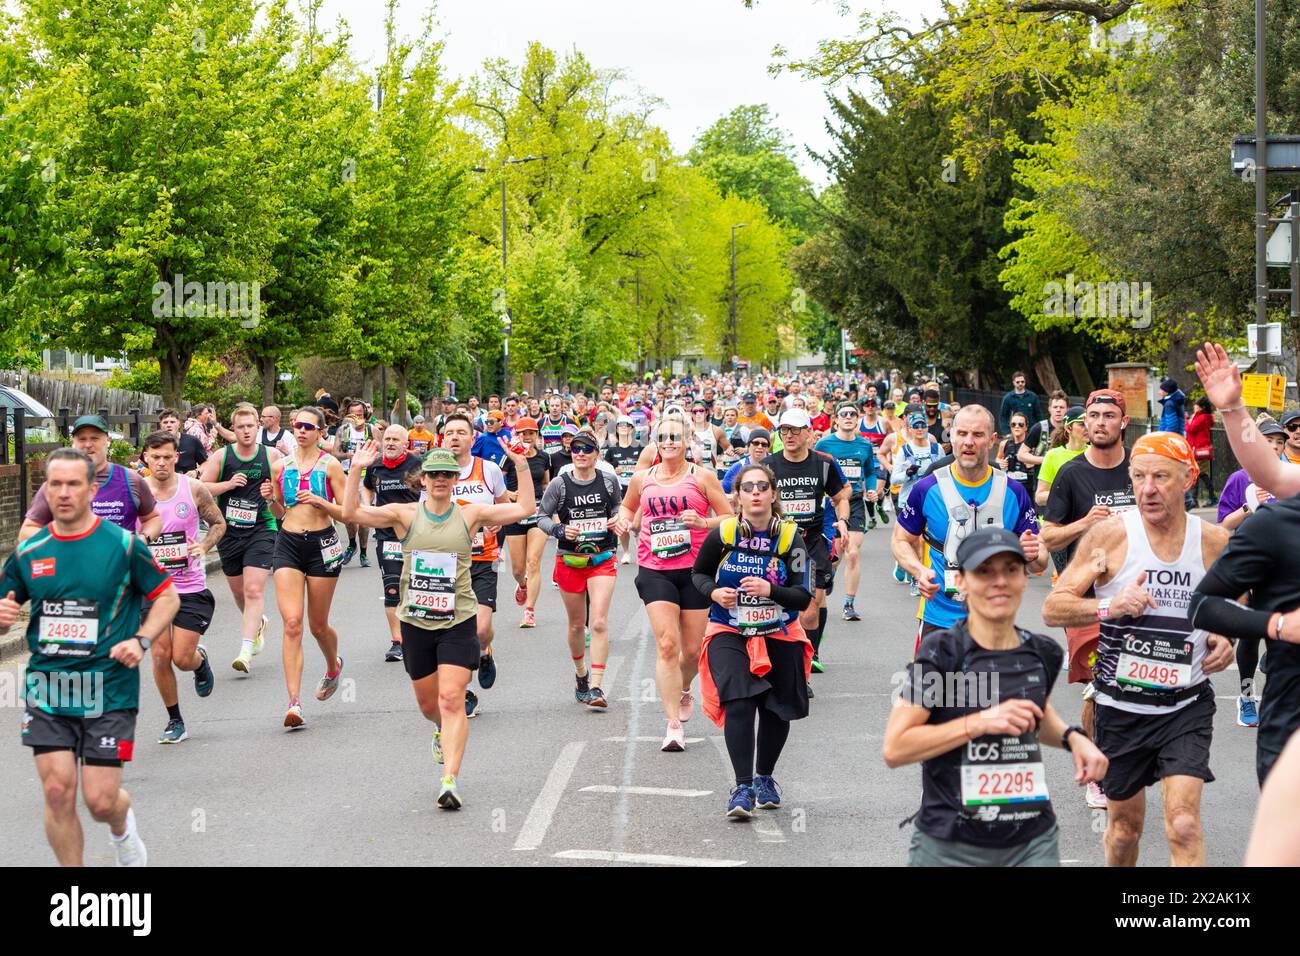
[1218,404,1246,414]
[135,634,152,651]
[1097,598,1112,621]
[1061,724,1087,752]
[1277,613,1286,642]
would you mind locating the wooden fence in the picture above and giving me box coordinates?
[0,369,182,418]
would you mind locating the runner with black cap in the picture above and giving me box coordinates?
[817,403,879,621]
[721,428,772,493]
[1044,432,1233,865]
[737,391,773,433]
[884,526,1107,867]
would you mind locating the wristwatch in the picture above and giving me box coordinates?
[135,634,152,651]
[1061,725,1087,752]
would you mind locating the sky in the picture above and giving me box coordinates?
[317,0,946,187]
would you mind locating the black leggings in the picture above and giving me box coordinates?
[1237,637,1261,686]
[723,694,791,785]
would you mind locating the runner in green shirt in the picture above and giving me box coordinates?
[1034,405,1088,508]
[0,448,178,866]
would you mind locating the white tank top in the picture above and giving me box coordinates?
[1093,509,1208,715]
[690,425,717,466]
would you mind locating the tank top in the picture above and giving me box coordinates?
[397,503,478,630]
[91,464,138,530]
[217,445,276,534]
[281,452,336,508]
[638,463,711,571]
[1093,509,1208,714]
[859,419,888,447]
[604,442,640,487]
[555,472,618,554]
[690,425,718,468]
[259,426,288,449]
[150,476,205,593]
[453,456,500,562]
[540,415,568,456]
[340,423,368,472]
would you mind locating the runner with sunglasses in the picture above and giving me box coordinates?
[538,429,629,708]
[997,413,1035,500]
[817,404,880,622]
[603,416,642,563]
[342,441,535,809]
[693,462,813,818]
[267,407,349,730]
[501,418,551,628]
[720,429,772,493]
[619,413,734,751]
[689,401,731,476]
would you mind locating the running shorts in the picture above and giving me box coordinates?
[635,565,710,610]
[217,528,276,577]
[847,497,868,533]
[400,617,480,681]
[273,526,344,578]
[1093,687,1215,802]
[24,708,138,767]
[470,562,497,610]
[554,555,617,593]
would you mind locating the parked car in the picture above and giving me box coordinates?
[0,385,59,443]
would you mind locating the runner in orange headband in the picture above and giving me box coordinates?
[1131,431,1199,482]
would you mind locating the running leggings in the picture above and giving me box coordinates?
[723,694,791,786]
[1237,636,1261,686]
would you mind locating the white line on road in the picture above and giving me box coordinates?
[513,740,586,852]
[604,736,704,744]
[554,849,745,867]
[614,614,652,854]
[709,735,787,844]
[601,654,624,693]
[580,785,713,797]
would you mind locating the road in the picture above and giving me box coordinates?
[0,520,1261,867]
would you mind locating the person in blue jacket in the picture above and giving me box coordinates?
[1157,377,1186,435]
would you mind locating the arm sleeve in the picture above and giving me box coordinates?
[535,480,566,537]
[23,484,52,526]
[769,537,813,612]
[691,529,725,599]
[1188,567,1271,640]
[604,473,624,508]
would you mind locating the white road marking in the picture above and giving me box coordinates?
[604,736,704,744]
[554,849,745,867]
[709,735,787,844]
[513,740,586,852]
[580,785,713,797]
[613,614,652,853]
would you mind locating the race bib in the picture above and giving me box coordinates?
[471,530,486,556]
[37,599,100,658]
[225,501,258,526]
[783,497,816,517]
[570,517,608,540]
[943,568,965,601]
[406,550,457,622]
[1007,470,1028,481]
[840,463,862,480]
[320,532,345,569]
[1117,632,1193,691]
[960,734,1050,807]
[647,516,690,559]
[381,540,403,561]
[149,531,190,571]
[735,593,783,634]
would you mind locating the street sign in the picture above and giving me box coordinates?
[1247,322,1283,357]
[1242,372,1286,411]
[1267,207,1294,267]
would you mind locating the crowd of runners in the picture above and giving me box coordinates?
[9,349,1300,867]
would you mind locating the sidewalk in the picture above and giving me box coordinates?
[0,549,225,664]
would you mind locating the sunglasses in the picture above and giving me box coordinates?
[1286,423,1300,433]
[738,480,771,493]
[692,408,708,413]
[293,421,319,431]
[571,444,598,455]
[658,433,683,442]
[749,440,770,448]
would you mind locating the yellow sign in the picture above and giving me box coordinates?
[1242,373,1286,411]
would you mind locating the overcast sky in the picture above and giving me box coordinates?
[317,1,945,187]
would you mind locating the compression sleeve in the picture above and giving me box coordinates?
[1187,567,1269,641]
[535,480,566,537]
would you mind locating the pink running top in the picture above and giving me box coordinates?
[150,476,206,594]
[637,464,711,571]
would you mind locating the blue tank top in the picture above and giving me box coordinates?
[281,454,334,507]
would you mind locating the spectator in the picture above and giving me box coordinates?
[1157,376,1186,435]
[998,370,1042,435]
[314,387,339,415]
[1186,395,1216,508]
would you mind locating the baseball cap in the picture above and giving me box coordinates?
[486,410,505,422]
[1063,405,1086,425]
[955,526,1027,572]
[616,415,635,426]
[561,423,580,437]
[1278,409,1300,428]
[741,392,757,402]
[72,414,109,434]
[777,408,812,430]
[907,412,927,428]
[420,448,460,474]
[413,415,426,423]
[860,397,877,408]
[1086,388,1126,415]
[1260,418,1286,436]
[513,417,540,433]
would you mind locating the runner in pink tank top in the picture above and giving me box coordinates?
[618,414,734,753]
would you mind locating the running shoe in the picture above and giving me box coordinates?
[253,614,268,656]
[341,544,356,566]
[892,562,907,584]
[479,651,497,689]
[358,549,370,568]
[661,720,686,752]
[1238,695,1260,728]
[520,607,536,628]
[726,784,755,820]
[753,774,782,809]
[678,690,695,722]
[431,730,444,765]
[620,553,631,565]
[514,581,527,606]
[316,656,343,701]
[193,645,214,697]
[284,700,304,730]
[158,718,187,744]
[586,686,608,709]
[465,689,480,718]
[879,506,890,525]
[867,516,878,530]
[806,681,815,700]
[231,646,253,673]
[437,775,462,810]
[909,580,920,598]
[385,641,403,663]
[1085,781,1107,810]
[111,808,147,867]
[811,656,825,674]
[842,602,861,622]
[575,673,591,705]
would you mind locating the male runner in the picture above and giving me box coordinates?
[257,405,295,456]
[201,402,279,672]
[408,415,437,456]
[333,399,375,566]
[158,408,208,477]
[143,430,225,743]
[857,397,891,527]
[817,403,880,621]
[1044,433,1233,864]
[2,448,179,866]
[362,424,422,663]
[539,395,575,460]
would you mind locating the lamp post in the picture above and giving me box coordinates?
[472,155,543,394]
[730,223,748,372]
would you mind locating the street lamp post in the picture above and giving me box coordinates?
[730,223,748,372]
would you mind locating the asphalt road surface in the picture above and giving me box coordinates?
[0,520,1262,866]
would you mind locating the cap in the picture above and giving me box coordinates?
[1260,418,1286,436]
[955,526,1027,572]
[571,428,600,447]
[1279,409,1300,428]
[616,415,635,426]
[513,417,540,433]
[741,392,757,402]
[924,389,940,402]
[1063,405,1086,425]
[486,410,505,422]
[860,397,877,408]
[420,448,460,474]
[413,415,426,423]
[777,408,812,430]
[72,414,109,434]
[561,423,580,437]
[747,428,771,444]
[907,412,927,428]
[1160,377,1179,394]
[1086,388,1126,415]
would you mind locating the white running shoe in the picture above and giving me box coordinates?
[1086,781,1107,810]
[661,720,686,752]
[678,690,695,723]
[231,646,253,673]
[252,614,268,656]
[112,808,148,867]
